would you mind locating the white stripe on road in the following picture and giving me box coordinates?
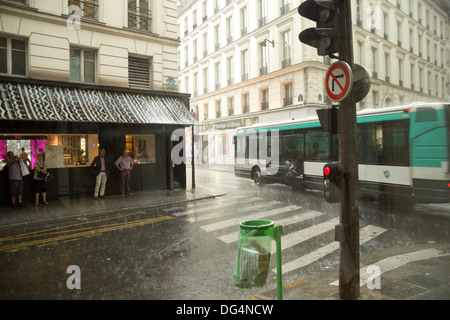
[217,210,327,244]
[187,200,281,222]
[277,225,387,274]
[200,205,302,233]
[270,217,340,254]
[170,197,263,217]
[329,248,450,287]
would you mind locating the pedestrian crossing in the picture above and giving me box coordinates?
[161,195,446,283]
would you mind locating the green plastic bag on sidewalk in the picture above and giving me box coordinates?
[234,220,273,289]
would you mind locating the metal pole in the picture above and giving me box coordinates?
[336,0,360,300]
[191,125,195,189]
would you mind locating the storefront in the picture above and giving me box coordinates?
[0,77,195,206]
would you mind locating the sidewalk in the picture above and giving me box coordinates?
[0,186,227,230]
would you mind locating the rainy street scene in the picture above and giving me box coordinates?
[1,0,450,304]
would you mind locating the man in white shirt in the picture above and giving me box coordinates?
[114,149,134,196]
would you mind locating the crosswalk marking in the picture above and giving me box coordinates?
[329,248,450,287]
[217,210,327,244]
[270,217,340,254]
[277,225,387,274]
[167,196,260,217]
[188,200,282,223]
[200,205,302,232]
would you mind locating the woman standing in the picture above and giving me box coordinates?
[33,153,48,205]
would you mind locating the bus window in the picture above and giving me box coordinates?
[236,135,248,159]
[282,134,304,160]
[358,120,409,166]
[305,132,331,161]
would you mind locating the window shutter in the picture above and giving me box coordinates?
[129,56,151,89]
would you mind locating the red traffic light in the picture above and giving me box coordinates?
[324,165,331,176]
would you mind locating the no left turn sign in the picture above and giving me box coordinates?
[325,61,353,102]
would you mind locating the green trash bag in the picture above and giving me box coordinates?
[234,220,274,289]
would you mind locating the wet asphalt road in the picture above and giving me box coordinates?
[0,168,448,299]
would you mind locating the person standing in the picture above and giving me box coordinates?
[6,151,25,209]
[90,148,110,199]
[33,153,48,205]
[114,149,134,196]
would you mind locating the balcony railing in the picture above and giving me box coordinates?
[69,0,99,20]
[128,1,152,32]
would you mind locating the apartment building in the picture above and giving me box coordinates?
[0,0,195,204]
[177,0,449,164]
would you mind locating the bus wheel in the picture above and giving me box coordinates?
[253,168,263,186]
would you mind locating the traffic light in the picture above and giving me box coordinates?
[298,0,345,56]
[323,162,344,203]
[316,106,338,134]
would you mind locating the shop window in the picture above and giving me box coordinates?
[125,135,156,164]
[0,134,99,170]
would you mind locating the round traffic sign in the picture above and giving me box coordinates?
[325,61,353,102]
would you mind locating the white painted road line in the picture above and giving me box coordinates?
[170,197,263,217]
[277,225,387,274]
[217,210,327,244]
[200,205,302,232]
[270,217,340,254]
[187,200,281,223]
[329,248,450,287]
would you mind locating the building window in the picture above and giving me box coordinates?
[242,93,249,113]
[281,30,292,68]
[70,48,96,83]
[227,56,234,86]
[0,134,99,170]
[214,25,220,51]
[128,0,152,32]
[384,53,390,82]
[203,103,209,120]
[226,16,233,44]
[9,0,28,4]
[241,49,248,81]
[259,0,267,27]
[125,134,156,163]
[215,62,221,90]
[216,100,221,118]
[0,37,27,76]
[128,55,152,89]
[260,43,268,76]
[280,0,290,16]
[203,67,208,94]
[371,47,377,78]
[202,32,208,57]
[228,97,234,116]
[261,88,269,110]
[68,0,99,20]
[283,83,293,106]
[241,6,248,36]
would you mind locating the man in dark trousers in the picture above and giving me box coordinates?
[90,148,110,199]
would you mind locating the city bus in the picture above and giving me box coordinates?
[234,102,450,204]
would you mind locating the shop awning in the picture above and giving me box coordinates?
[0,81,198,126]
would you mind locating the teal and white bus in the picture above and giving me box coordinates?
[234,102,450,204]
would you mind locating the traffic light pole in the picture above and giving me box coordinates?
[335,0,360,300]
